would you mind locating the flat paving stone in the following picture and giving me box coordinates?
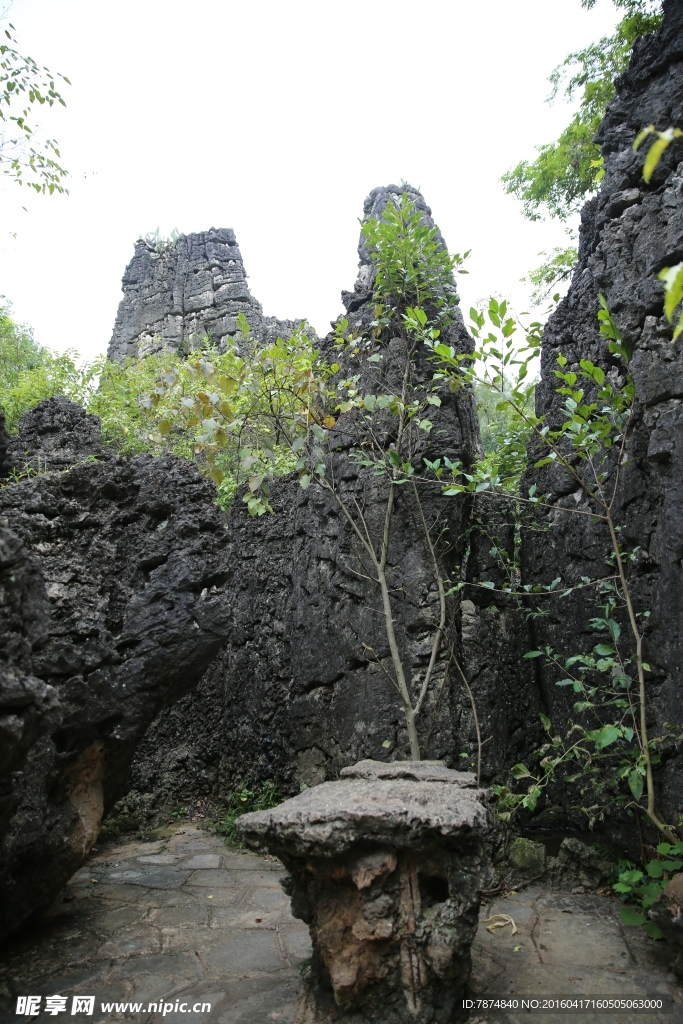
[203,929,285,976]
[127,869,192,889]
[0,824,680,1024]
[181,854,222,870]
[137,854,184,866]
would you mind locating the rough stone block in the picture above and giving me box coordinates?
[238,762,490,1023]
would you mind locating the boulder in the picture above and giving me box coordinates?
[649,872,683,978]
[0,399,231,940]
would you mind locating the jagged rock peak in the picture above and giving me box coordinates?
[107,226,315,363]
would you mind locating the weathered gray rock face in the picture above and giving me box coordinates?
[516,0,683,829]
[0,398,231,940]
[0,526,61,829]
[108,227,315,362]
[129,185,482,801]
[238,761,490,1023]
[649,872,683,978]
[0,410,12,476]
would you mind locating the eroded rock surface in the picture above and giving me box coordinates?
[462,0,683,833]
[0,399,231,940]
[525,0,683,827]
[130,185,482,803]
[238,763,490,1023]
[108,228,315,362]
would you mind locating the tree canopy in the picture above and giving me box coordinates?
[502,0,662,223]
[1,20,70,194]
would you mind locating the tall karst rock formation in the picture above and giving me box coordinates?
[108,227,314,361]
[103,0,683,840]
[128,185,484,803]
[529,0,683,826]
[464,0,683,832]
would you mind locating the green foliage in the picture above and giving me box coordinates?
[632,125,683,340]
[502,1,662,222]
[613,842,683,939]
[207,780,281,847]
[360,192,468,317]
[633,124,683,184]
[145,321,335,514]
[0,349,96,431]
[525,244,578,306]
[0,20,70,193]
[0,322,333,512]
[474,379,535,492]
[145,227,182,255]
[433,297,543,496]
[0,299,49,389]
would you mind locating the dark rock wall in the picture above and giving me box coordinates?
[130,186,484,799]
[0,399,231,940]
[107,228,315,362]
[520,0,683,828]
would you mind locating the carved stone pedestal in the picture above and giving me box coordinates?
[237,760,490,1023]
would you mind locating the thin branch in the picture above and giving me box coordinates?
[411,479,447,718]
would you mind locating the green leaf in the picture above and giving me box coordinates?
[658,263,683,323]
[511,763,532,779]
[539,712,552,732]
[620,907,646,927]
[593,644,614,656]
[643,922,663,940]
[619,869,644,885]
[646,860,664,878]
[524,651,544,659]
[592,724,620,749]
[633,124,654,152]
[628,770,644,802]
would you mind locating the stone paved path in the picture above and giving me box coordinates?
[0,826,680,1024]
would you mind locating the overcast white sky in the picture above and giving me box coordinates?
[1,0,622,360]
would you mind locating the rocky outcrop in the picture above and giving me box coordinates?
[107,228,316,362]
[129,185,482,802]
[514,0,683,830]
[238,760,490,1023]
[0,411,11,476]
[650,872,683,978]
[0,399,231,940]
[0,526,60,829]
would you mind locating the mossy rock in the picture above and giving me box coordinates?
[508,836,546,876]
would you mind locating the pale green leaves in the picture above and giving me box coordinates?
[633,125,683,337]
[658,262,683,340]
[633,124,683,183]
[1,21,70,193]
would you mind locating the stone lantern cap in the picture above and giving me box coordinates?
[237,762,488,860]
[340,758,477,786]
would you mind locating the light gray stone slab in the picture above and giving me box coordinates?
[137,854,184,865]
[204,930,285,976]
[182,854,222,870]
[238,777,489,857]
[127,869,192,889]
